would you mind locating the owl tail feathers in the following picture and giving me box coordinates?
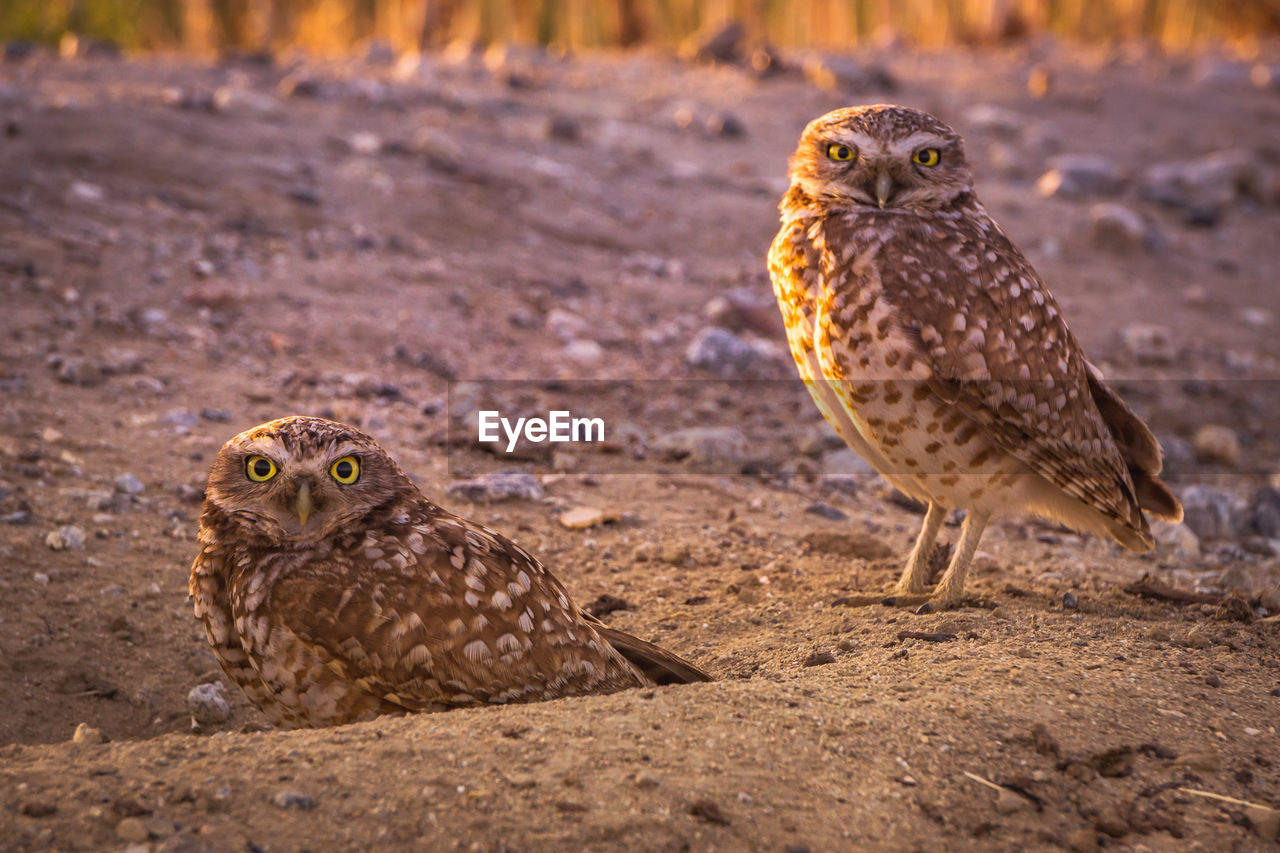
[591,623,714,686]
[1132,466,1183,523]
[1085,362,1184,526]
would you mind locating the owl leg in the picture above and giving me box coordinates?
[927,509,991,609]
[893,501,946,595]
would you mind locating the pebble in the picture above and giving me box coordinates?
[19,801,57,817]
[688,798,730,825]
[562,339,604,365]
[1066,828,1099,852]
[546,114,580,141]
[685,326,785,378]
[964,103,1024,136]
[652,427,748,465]
[1036,155,1126,198]
[802,55,895,92]
[1152,520,1200,560]
[802,650,836,667]
[187,682,231,728]
[804,503,847,521]
[1179,485,1248,541]
[705,111,746,138]
[72,722,105,745]
[272,790,317,810]
[1193,425,1241,466]
[446,470,544,503]
[114,473,145,495]
[1118,323,1175,365]
[1250,487,1280,538]
[691,21,744,63]
[45,525,85,551]
[702,287,783,336]
[1140,149,1268,224]
[116,817,149,842]
[995,788,1032,815]
[558,506,618,530]
[1088,203,1154,252]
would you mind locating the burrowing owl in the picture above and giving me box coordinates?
[768,105,1182,610]
[190,416,710,729]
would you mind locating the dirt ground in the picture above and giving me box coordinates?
[1,38,1279,851]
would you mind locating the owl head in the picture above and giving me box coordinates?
[202,416,415,545]
[786,104,973,212]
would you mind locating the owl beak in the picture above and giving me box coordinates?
[294,480,314,526]
[874,171,895,209]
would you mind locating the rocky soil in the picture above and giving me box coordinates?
[1,36,1279,851]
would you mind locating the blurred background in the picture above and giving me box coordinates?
[3,0,1279,55]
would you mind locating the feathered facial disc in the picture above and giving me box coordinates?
[203,416,411,544]
[787,104,974,212]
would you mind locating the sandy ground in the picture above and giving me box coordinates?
[1,38,1279,851]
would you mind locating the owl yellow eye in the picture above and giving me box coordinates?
[330,456,360,484]
[245,455,278,482]
[913,148,941,167]
[827,143,855,162]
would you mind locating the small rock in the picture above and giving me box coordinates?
[1152,520,1200,560]
[1036,155,1125,198]
[995,788,1032,815]
[1065,828,1099,853]
[19,801,57,817]
[705,111,745,138]
[703,287,783,336]
[685,326,785,378]
[272,790,316,810]
[804,503,847,521]
[45,525,85,551]
[802,650,836,667]
[585,594,630,617]
[1179,485,1248,541]
[1118,323,1175,365]
[1193,425,1241,466]
[1140,150,1268,225]
[802,55,895,92]
[659,544,691,565]
[72,722,105,744]
[689,798,730,825]
[820,447,876,477]
[546,114,580,141]
[1093,803,1129,838]
[69,180,105,203]
[54,357,103,387]
[558,506,619,530]
[187,682,230,729]
[964,103,1025,136]
[114,473,145,495]
[689,21,744,64]
[653,427,748,466]
[563,339,604,365]
[1062,591,1079,609]
[446,470,544,503]
[1088,203,1155,252]
[1249,487,1280,538]
[116,817,149,843]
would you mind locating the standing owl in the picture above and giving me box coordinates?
[190,416,710,729]
[768,105,1182,610]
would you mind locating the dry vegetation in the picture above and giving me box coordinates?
[4,0,1280,53]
